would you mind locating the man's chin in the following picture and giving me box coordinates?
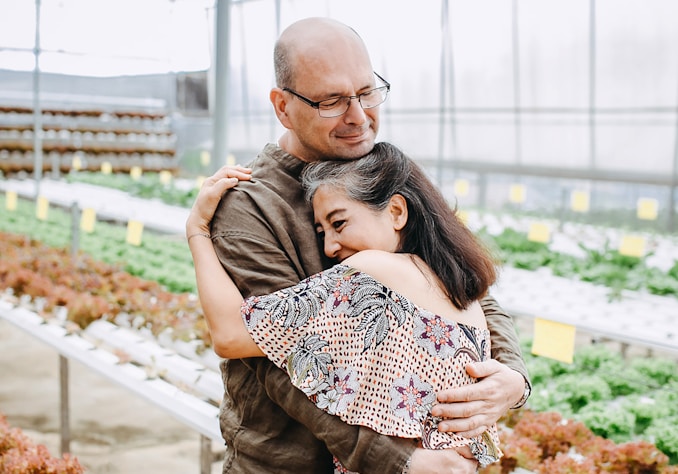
[334,138,375,159]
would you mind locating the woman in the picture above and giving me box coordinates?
[186,142,502,471]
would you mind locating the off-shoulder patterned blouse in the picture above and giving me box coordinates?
[242,264,502,471]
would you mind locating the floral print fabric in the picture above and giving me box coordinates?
[242,265,502,467]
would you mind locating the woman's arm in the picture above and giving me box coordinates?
[186,165,264,359]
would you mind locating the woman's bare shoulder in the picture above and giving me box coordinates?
[342,250,416,282]
[341,252,486,328]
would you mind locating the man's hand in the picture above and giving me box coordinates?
[432,360,525,438]
[408,446,478,474]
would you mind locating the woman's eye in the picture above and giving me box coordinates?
[332,220,345,230]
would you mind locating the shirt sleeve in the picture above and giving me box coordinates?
[481,294,531,388]
[240,270,332,372]
[210,189,320,297]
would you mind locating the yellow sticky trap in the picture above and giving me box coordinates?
[226,154,236,166]
[454,179,469,197]
[126,220,144,246]
[195,175,205,189]
[72,154,83,171]
[130,166,142,181]
[200,151,211,166]
[159,170,173,186]
[101,161,112,174]
[80,208,96,233]
[531,318,576,364]
[36,196,49,221]
[571,190,590,213]
[509,184,526,204]
[5,190,17,211]
[528,222,550,243]
[619,235,645,258]
[637,198,658,221]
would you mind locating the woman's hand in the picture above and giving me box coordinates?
[185,165,251,237]
[408,446,478,474]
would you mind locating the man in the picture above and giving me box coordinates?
[210,17,530,474]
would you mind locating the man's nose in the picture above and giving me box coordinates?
[342,96,367,124]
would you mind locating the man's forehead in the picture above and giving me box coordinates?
[292,64,375,92]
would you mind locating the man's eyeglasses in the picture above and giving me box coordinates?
[283,72,390,118]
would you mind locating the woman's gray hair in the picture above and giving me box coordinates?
[301,142,410,212]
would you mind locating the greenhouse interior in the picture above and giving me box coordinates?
[1,0,677,473]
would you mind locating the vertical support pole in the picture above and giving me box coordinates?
[588,0,597,213]
[200,435,212,474]
[70,202,80,257]
[270,0,282,139]
[557,187,568,232]
[512,0,523,168]
[588,0,597,170]
[436,0,458,189]
[32,0,43,198]
[212,0,232,173]
[59,355,71,455]
[436,0,450,188]
[58,202,79,455]
[620,342,629,360]
[669,185,676,233]
[669,58,678,232]
[478,172,487,211]
[236,6,252,146]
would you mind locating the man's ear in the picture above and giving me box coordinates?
[270,88,293,129]
[389,194,408,231]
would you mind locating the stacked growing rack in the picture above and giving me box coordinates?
[0,105,177,175]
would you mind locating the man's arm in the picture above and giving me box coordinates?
[482,294,530,383]
[432,294,531,437]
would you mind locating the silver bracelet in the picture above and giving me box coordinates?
[187,232,211,243]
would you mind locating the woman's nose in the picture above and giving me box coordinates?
[323,236,341,259]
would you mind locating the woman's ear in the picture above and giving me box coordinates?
[270,88,293,129]
[389,194,408,231]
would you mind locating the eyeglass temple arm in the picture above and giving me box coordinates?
[374,71,390,89]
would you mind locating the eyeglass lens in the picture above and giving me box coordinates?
[317,86,389,118]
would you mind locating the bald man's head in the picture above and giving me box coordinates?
[269,18,381,162]
[274,17,368,88]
